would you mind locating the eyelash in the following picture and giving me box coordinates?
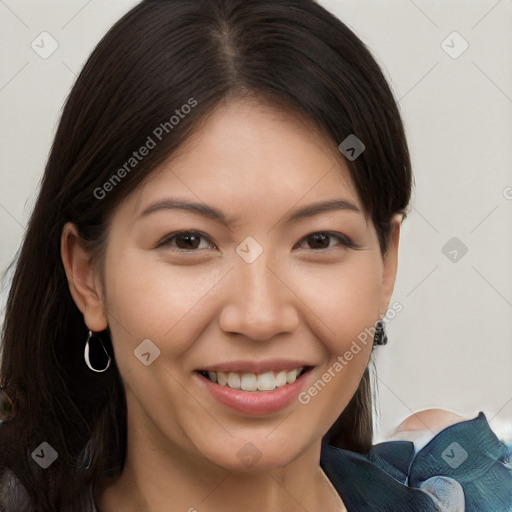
[157,231,360,253]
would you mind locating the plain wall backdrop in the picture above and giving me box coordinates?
[1,0,511,444]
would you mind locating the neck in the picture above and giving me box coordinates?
[96,415,344,512]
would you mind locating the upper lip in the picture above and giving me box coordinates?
[196,359,314,374]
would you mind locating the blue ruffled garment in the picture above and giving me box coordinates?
[320,412,512,511]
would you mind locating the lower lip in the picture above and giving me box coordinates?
[196,370,311,415]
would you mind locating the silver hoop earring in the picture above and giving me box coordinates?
[84,330,112,373]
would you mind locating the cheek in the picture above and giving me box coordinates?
[294,258,381,435]
[101,247,226,361]
[291,253,383,353]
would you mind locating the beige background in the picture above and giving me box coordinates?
[1,0,511,443]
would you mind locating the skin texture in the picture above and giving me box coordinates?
[61,97,402,512]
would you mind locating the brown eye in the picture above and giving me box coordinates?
[306,233,331,249]
[159,231,215,251]
[295,231,357,252]
[175,233,201,249]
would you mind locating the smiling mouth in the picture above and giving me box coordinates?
[197,367,312,392]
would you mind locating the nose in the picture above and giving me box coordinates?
[218,249,299,342]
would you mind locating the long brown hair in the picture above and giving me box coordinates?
[0,0,412,509]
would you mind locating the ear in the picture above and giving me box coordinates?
[378,214,402,317]
[60,222,108,332]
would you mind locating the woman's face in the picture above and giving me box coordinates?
[85,98,399,471]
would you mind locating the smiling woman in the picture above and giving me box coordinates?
[0,1,510,512]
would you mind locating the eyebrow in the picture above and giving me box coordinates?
[138,197,361,226]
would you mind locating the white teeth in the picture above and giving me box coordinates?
[275,370,288,388]
[203,367,304,391]
[257,371,276,391]
[286,369,298,384]
[227,372,240,389]
[240,373,258,391]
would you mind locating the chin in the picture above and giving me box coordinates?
[197,435,311,474]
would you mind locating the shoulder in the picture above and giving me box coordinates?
[392,408,468,437]
[321,410,512,511]
[385,409,469,449]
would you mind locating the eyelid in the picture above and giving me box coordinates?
[157,230,360,252]
[156,230,217,251]
[294,231,360,251]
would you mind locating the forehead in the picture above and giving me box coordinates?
[128,97,361,220]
